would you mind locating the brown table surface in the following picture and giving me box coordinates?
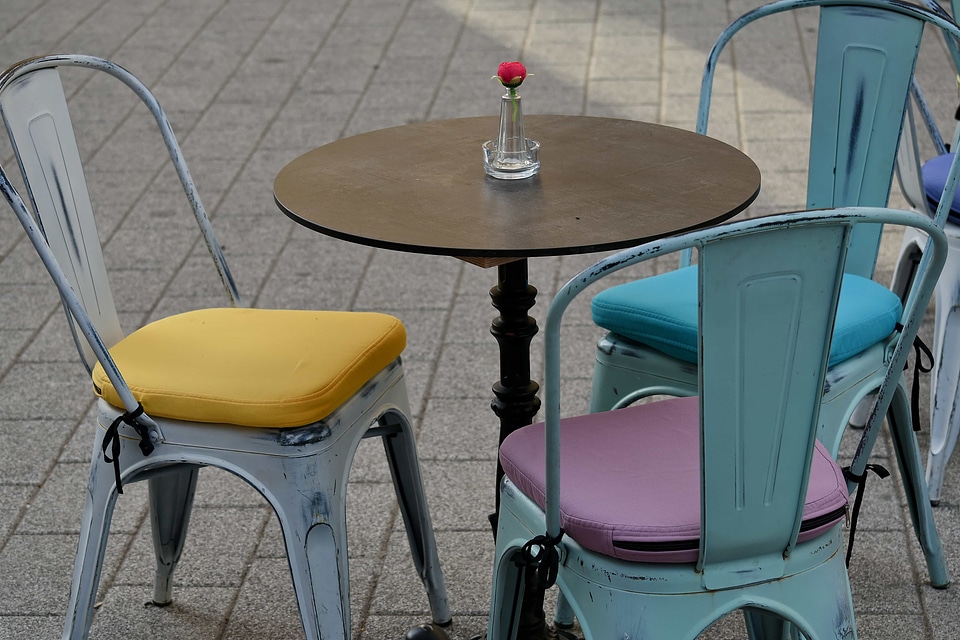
[273,115,761,265]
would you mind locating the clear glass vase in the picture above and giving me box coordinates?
[482,88,540,180]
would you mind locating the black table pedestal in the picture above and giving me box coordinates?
[488,259,551,640]
[490,259,541,497]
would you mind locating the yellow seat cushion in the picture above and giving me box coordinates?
[91,308,406,427]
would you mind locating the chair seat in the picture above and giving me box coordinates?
[499,396,849,563]
[91,308,406,427]
[591,267,901,367]
[922,152,960,225]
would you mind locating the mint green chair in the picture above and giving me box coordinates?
[488,208,948,640]
[587,0,960,593]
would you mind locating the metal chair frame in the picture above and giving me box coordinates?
[489,207,948,640]
[584,1,960,604]
[0,54,450,640]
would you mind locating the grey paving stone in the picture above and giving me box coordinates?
[417,397,501,461]
[0,483,32,541]
[0,419,73,485]
[0,531,126,616]
[18,462,148,535]
[0,616,63,640]
[420,459,498,531]
[855,613,929,640]
[0,363,93,422]
[223,556,307,640]
[114,505,268,589]
[86,584,237,640]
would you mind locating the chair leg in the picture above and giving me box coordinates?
[62,453,120,640]
[552,593,576,629]
[487,545,528,640]
[268,474,352,640]
[488,485,548,640]
[148,465,199,605]
[925,286,960,505]
[767,552,857,640]
[379,410,451,626]
[887,385,951,587]
[559,567,853,640]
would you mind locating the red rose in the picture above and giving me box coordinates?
[496,61,527,88]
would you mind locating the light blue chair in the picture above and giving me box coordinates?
[586,0,960,592]
[0,55,449,640]
[488,208,948,640]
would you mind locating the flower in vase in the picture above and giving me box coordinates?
[495,61,527,88]
[494,61,529,122]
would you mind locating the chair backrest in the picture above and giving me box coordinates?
[695,0,960,278]
[696,220,845,585]
[541,207,948,587]
[0,55,239,372]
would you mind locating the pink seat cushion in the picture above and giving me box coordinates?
[499,396,849,563]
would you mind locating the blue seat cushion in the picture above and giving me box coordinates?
[921,152,960,225]
[591,266,902,367]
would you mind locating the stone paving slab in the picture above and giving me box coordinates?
[1,0,960,639]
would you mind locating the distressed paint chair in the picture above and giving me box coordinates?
[583,0,960,597]
[887,1,960,504]
[488,208,948,640]
[0,55,449,640]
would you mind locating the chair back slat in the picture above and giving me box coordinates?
[0,55,241,380]
[697,222,848,587]
[807,5,924,276]
[0,67,121,369]
[692,1,936,274]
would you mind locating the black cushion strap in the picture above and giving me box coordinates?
[515,529,565,590]
[896,323,934,433]
[499,529,564,640]
[842,463,890,567]
[100,404,151,494]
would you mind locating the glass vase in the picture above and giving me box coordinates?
[482,88,540,180]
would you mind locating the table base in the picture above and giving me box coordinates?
[489,259,552,640]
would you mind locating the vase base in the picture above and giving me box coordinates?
[482,138,541,180]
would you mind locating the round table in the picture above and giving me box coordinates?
[274,114,761,639]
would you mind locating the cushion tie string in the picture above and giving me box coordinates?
[896,322,934,432]
[101,404,151,494]
[500,529,564,639]
[842,463,890,567]
[515,529,565,590]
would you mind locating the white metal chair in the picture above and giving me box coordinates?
[581,0,960,599]
[888,0,960,504]
[0,54,450,640]
[488,207,948,640]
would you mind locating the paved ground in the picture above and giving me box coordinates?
[3,0,960,638]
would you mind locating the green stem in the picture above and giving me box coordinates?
[510,87,518,122]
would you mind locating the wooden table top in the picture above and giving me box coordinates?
[274,115,761,267]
